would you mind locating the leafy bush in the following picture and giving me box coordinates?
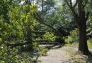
[65,29,79,44]
[39,47,48,56]
[43,32,56,42]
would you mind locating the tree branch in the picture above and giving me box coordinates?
[33,12,57,32]
[70,0,72,6]
[65,0,78,18]
[6,42,30,48]
[33,12,70,36]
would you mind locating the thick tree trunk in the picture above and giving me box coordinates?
[77,0,90,55]
[78,18,90,55]
[65,0,90,55]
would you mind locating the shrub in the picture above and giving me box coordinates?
[65,29,79,44]
[43,32,56,42]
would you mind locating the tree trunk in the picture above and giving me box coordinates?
[65,0,90,55]
[77,0,90,55]
[78,18,90,55]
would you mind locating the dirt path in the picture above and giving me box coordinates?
[38,46,77,63]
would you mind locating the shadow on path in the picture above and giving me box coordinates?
[45,43,65,50]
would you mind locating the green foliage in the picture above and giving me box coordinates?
[88,39,92,48]
[0,1,40,63]
[39,47,48,56]
[43,32,56,42]
[65,29,78,44]
[0,0,92,62]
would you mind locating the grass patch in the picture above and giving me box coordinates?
[65,46,88,63]
[88,39,92,48]
[65,42,78,48]
[66,39,92,49]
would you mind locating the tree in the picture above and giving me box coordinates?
[64,0,91,55]
[0,0,41,62]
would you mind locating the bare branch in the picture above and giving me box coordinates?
[65,0,78,18]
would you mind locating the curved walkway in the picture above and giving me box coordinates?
[38,46,77,63]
